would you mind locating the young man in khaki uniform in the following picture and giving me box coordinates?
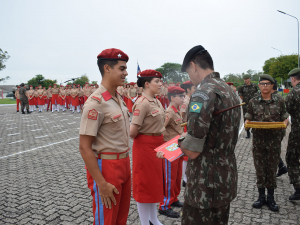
[158,86,185,218]
[79,48,131,225]
[15,86,21,112]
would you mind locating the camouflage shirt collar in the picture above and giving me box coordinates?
[296,82,300,88]
[197,72,220,88]
[258,93,276,103]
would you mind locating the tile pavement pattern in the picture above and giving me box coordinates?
[0,105,299,225]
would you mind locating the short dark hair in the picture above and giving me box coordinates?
[137,77,155,88]
[20,83,25,87]
[180,83,193,92]
[190,51,214,70]
[167,93,179,102]
[293,75,300,81]
[97,59,119,76]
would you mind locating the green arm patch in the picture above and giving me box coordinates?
[189,102,203,113]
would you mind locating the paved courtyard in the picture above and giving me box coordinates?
[0,104,299,225]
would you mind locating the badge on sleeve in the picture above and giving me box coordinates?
[190,102,202,113]
[133,109,140,116]
[87,109,98,120]
[181,104,186,109]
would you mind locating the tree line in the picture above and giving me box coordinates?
[1,47,298,86]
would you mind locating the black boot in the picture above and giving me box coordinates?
[253,188,266,208]
[22,110,25,114]
[182,180,186,187]
[266,189,279,211]
[158,208,180,218]
[246,129,251,139]
[171,200,183,207]
[289,188,300,200]
[27,110,31,114]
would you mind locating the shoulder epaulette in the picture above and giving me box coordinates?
[91,96,102,103]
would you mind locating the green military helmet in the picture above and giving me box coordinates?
[259,74,275,83]
[243,75,251,79]
[288,68,300,77]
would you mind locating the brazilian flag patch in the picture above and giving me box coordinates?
[190,102,202,113]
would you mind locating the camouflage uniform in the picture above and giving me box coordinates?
[181,72,241,225]
[285,82,300,188]
[245,93,289,189]
[238,83,259,118]
[19,86,29,112]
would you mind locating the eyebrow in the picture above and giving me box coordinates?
[119,66,127,69]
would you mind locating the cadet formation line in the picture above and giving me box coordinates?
[15,45,300,225]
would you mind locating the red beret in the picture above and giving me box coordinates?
[49,85,52,87]
[97,48,129,62]
[168,86,185,94]
[183,80,194,86]
[175,82,181,86]
[60,85,64,87]
[91,84,94,86]
[139,69,162,78]
[54,84,57,86]
[129,82,135,85]
[226,82,234,86]
[17,86,20,88]
[29,85,33,87]
[35,87,38,89]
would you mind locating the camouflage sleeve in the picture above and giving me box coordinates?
[285,90,293,115]
[238,86,243,96]
[245,99,253,120]
[181,91,216,153]
[280,98,289,121]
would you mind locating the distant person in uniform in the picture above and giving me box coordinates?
[19,83,31,114]
[271,80,288,178]
[285,68,300,201]
[15,86,20,112]
[79,48,131,225]
[245,74,289,212]
[180,80,196,187]
[238,74,259,138]
[179,45,241,225]
[157,86,185,218]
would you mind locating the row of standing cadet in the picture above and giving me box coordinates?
[15,83,98,114]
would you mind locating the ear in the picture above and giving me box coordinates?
[104,64,110,73]
[189,61,196,72]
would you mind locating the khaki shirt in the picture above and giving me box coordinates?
[59,90,66,97]
[37,89,44,97]
[33,90,38,97]
[51,88,59,95]
[78,89,83,97]
[79,84,130,154]
[117,86,124,95]
[163,103,183,142]
[27,90,34,98]
[180,95,190,123]
[70,88,79,97]
[128,88,137,97]
[15,90,20,99]
[47,89,52,97]
[131,92,165,134]
[90,87,96,94]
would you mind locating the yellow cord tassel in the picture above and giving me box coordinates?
[245,122,286,129]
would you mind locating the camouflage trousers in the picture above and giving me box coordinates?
[20,98,29,112]
[252,146,280,189]
[286,131,300,188]
[182,203,230,225]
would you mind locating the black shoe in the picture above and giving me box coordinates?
[158,208,180,218]
[266,195,279,211]
[17,110,19,112]
[182,180,186,187]
[246,130,251,139]
[171,201,183,208]
[276,166,288,177]
[27,111,31,114]
[149,221,153,225]
[289,190,300,200]
[252,195,266,208]
[22,111,25,114]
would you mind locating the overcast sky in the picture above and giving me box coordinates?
[1,0,299,85]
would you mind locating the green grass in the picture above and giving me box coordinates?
[0,99,16,104]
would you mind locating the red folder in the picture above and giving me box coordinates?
[154,135,184,162]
